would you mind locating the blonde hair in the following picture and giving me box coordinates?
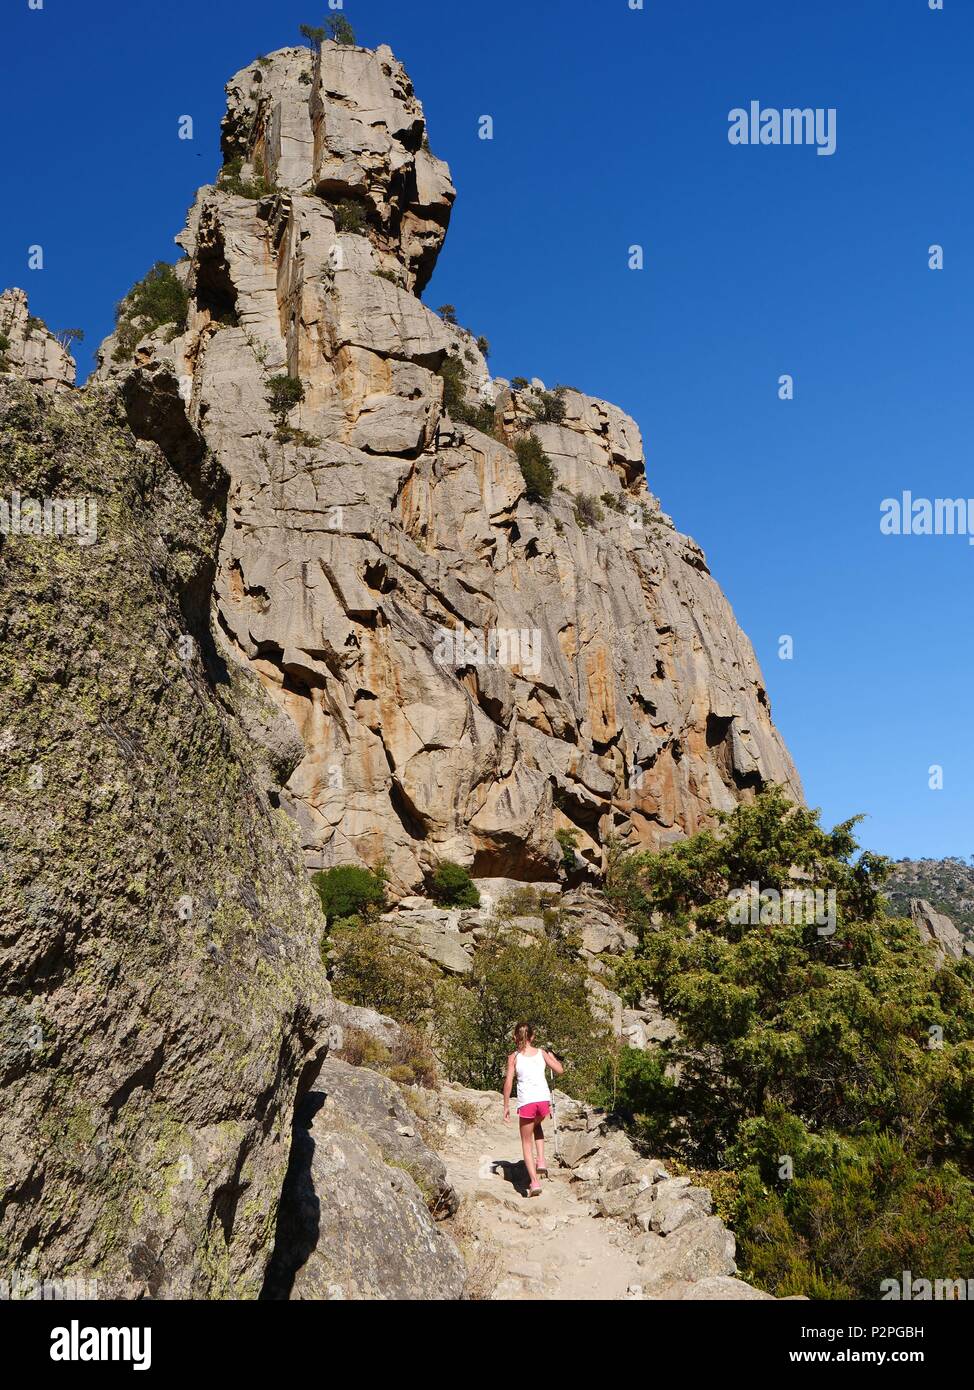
[513,1021,535,1051]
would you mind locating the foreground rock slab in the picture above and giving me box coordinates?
[262,1062,464,1299]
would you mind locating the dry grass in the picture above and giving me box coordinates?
[448,1096,479,1128]
[401,1085,447,1150]
[448,1200,503,1301]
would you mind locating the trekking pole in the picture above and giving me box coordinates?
[548,1060,559,1162]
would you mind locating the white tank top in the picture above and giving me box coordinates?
[515,1048,551,1107]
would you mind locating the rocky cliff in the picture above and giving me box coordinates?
[0,288,76,391]
[96,40,800,896]
[0,373,330,1296]
[0,36,805,1301]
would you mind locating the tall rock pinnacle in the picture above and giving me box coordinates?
[97,40,801,892]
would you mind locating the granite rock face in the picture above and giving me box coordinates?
[97,40,801,894]
[0,378,329,1297]
[262,1062,464,1300]
[0,289,76,390]
[910,898,971,966]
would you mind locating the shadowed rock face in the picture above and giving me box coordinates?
[0,379,329,1297]
[97,41,801,893]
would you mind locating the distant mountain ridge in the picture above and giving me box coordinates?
[884,857,974,939]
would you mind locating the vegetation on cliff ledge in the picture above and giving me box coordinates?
[112,262,190,363]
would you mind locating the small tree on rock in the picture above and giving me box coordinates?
[327,15,356,45]
[299,23,326,53]
[266,374,306,429]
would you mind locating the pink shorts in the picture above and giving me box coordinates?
[517,1102,550,1121]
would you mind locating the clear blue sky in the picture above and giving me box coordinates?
[3,0,971,861]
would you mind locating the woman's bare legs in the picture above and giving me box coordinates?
[519,1115,540,1188]
[534,1123,546,1173]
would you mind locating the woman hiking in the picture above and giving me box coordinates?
[503,1022,564,1197]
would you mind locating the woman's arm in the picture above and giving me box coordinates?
[542,1049,564,1075]
[502,1053,516,1122]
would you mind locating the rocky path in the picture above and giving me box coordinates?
[440,1094,645,1300]
[433,1085,773,1302]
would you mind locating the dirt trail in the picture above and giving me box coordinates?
[438,1090,645,1300]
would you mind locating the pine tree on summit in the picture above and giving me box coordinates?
[300,16,356,51]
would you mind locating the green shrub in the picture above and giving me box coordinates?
[112,262,190,363]
[437,355,496,433]
[438,354,467,415]
[730,1113,974,1300]
[333,199,368,234]
[593,1046,677,1154]
[510,376,530,391]
[515,434,555,503]
[429,861,480,908]
[438,304,458,325]
[607,785,974,1298]
[436,929,610,1096]
[574,494,604,529]
[532,387,567,424]
[600,490,626,514]
[555,826,580,870]
[326,915,436,1026]
[313,863,386,923]
[0,331,10,368]
[476,335,490,358]
[265,373,306,429]
[219,154,274,200]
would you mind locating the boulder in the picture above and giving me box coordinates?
[682,1276,775,1301]
[313,1059,457,1216]
[636,1215,737,1286]
[910,898,969,965]
[261,1090,465,1300]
